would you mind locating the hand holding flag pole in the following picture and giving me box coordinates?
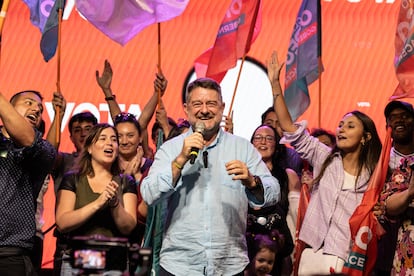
[156,22,164,146]
[151,23,166,276]
[157,23,162,109]
[55,0,64,145]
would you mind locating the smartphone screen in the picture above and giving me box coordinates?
[73,249,106,269]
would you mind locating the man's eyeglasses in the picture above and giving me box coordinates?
[114,112,137,125]
[253,135,275,143]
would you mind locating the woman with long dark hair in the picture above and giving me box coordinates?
[55,124,137,274]
[267,51,382,275]
[247,124,298,275]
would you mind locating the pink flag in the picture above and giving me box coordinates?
[342,127,391,276]
[194,0,262,83]
[391,1,414,100]
[76,0,189,46]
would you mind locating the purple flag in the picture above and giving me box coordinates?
[76,0,190,46]
[23,0,64,62]
[284,0,322,121]
[40,0,65,62]
[23,0,53,32]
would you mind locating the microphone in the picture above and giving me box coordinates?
[203,151,208,168]
[189,122,205,164]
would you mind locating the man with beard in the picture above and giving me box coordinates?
[374,100,414,275]
[141,78,280,276]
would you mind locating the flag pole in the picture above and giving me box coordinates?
[157,22,162,108]
[318,58,322,128]
[227,56,245,118]
[317,0,322,128]
[55,0,63,145]
[156,22,164,141]
[0,0,10,66]
[227,0,261,118]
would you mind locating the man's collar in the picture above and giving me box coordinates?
[205,127,224,150]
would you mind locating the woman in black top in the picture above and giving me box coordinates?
[56,123,137,274]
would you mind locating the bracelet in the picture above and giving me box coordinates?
[105,95,116,101]
[173,161,183,170]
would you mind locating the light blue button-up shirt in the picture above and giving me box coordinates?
[141,128,280,276]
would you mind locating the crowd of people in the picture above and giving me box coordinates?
[1,51,414,276]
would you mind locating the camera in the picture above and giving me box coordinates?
[73,249,106,270]
[70,235,129,272]
[69,235,152,275]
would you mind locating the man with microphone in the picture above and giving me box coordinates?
[141,77,280,276]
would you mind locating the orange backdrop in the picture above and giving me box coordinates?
[0,0,404,268]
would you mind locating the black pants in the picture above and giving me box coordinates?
[30,236,43,274]
[159,266,244,276]
[0,254,34,276]
[53,230,69,276]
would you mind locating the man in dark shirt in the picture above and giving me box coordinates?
[0,90,56,275]
[375,100,414,275]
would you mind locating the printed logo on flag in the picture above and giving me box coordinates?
[395,32,414,66]
[344,251,366,271]
[283,0,321,122]
[217,14,246,37]
[344,225,373,271]
[286,9,315,66]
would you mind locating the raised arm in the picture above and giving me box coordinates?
[137,72,168,130]
[139,73,167,157]
[0,92,35,146]
[155,99,173,140]
[267,51,297,133]
[96,59,122,121]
